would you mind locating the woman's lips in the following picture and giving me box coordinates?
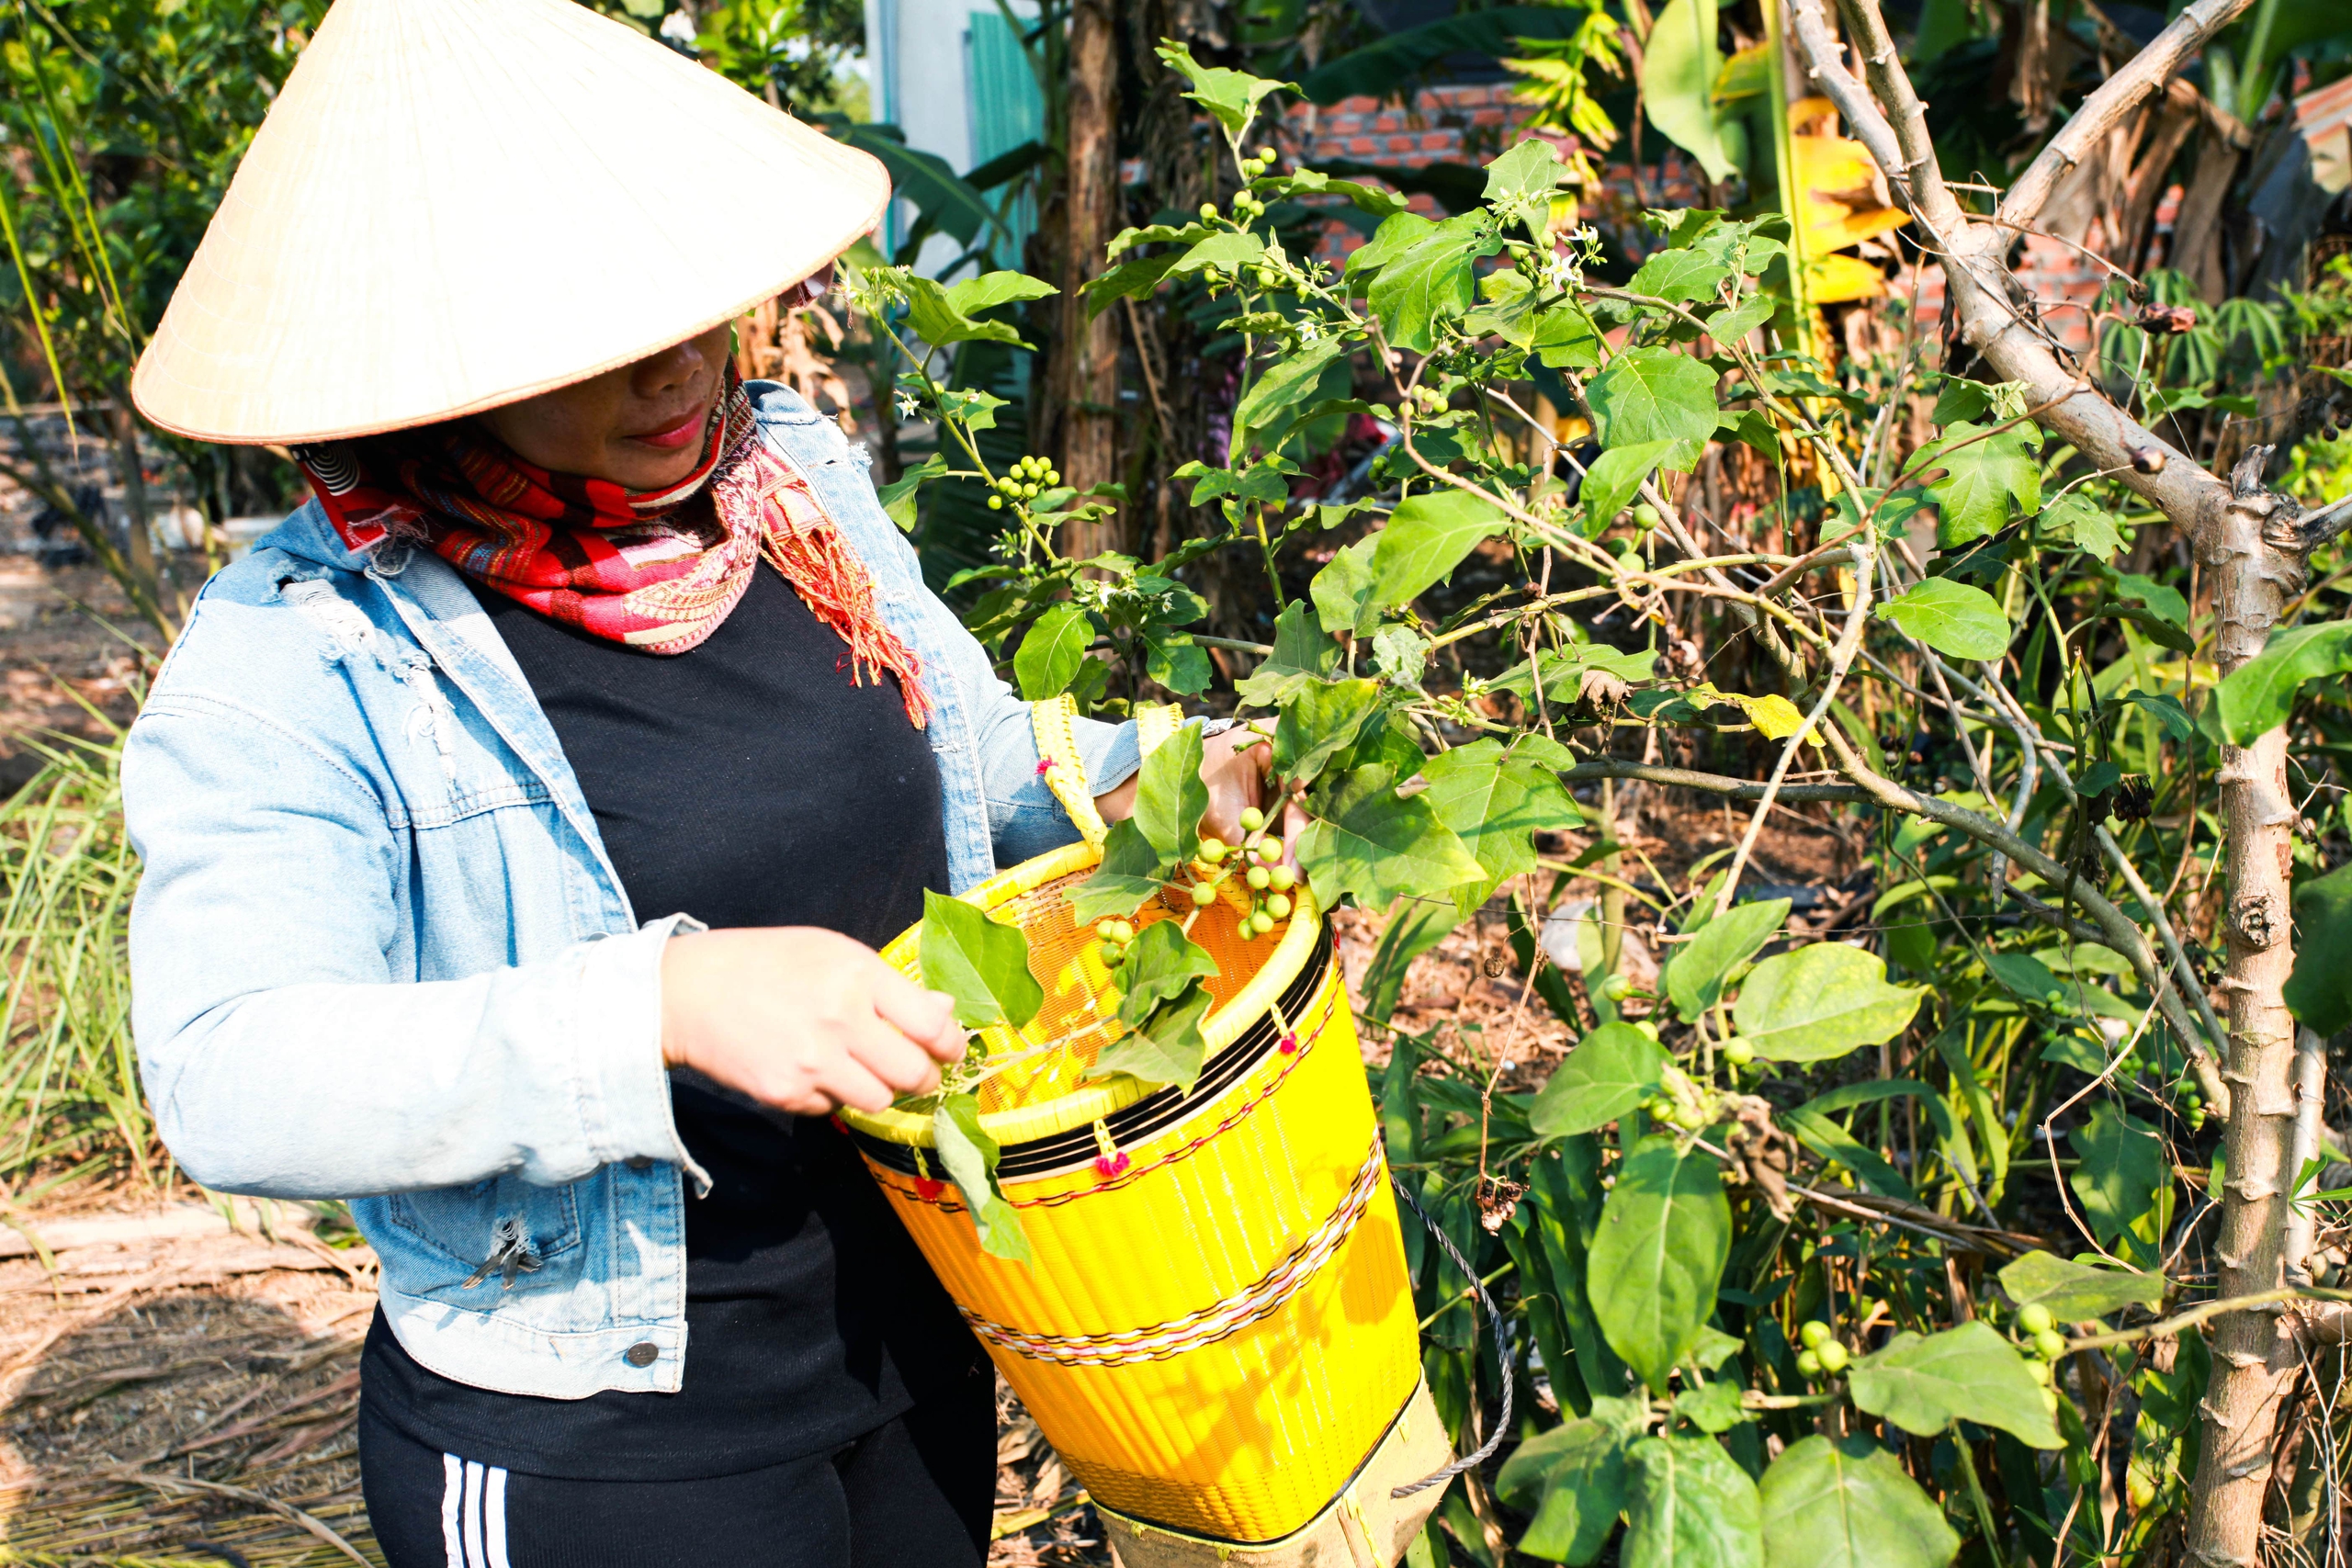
[628,410,707,450]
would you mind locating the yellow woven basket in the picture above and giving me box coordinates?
[838,700,1429,1546]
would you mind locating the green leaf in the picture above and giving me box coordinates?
[1113,920,1220,1027]
[1666,897,1788,1022]
[1674,1380,1751,1434]
[1170,229,1268,276]
[1367,214,1500,353]
[1706,294,1777,344]
[1483,137,1569,233]
[1531,1021,1672,1138]
[1232,334,1350,455]
[2042,492,2127,560]
[1013,604,1093,701]
[918,890,1043,1030]
[1088,980,1216,1091]
[2212,620,2352,745]
[1081,254,1182,318]
[1623,1433,1763,1568]
[1493,643,1661,704]
[1257,168,1412,217]
[1138,627,1213,695]
[1589,1138,1732,1393]
[1579,440,1682,535]
[1732,943,1925,1061]
[1296,763,1487,911]
[1759,1437,1960,1568]
[1875,579,2012,662]
[1133,722,1207,867]
[1629,248,1732,305]
[1067,818,1171,925]
[933,1093,1031,1261]
[1154,41,1294,141]
[1849,1322,2064,1448]
[1340,210,1433,289]
[1587,347,1720,469]
[1235,602,1343,708]
[1372,489,1508,607]
[2119,688,2195,741]
[1641,0,1737,184]
[1422,739,1584,908]
[2070,1101,2171,1265]
[1533,301,1607,369]
[1921,421,2041,547]
[1996,1250,2165,1322]
[1498,1400,1644,1563]
[902,270,1055,349]
[1984,951,2063,1005]
[1308,536,1383,637]
[2287,860,2352,1035]
[1272,677,1384,785]
[875,452,947,531]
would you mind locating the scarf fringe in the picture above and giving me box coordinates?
[760,524,932,729]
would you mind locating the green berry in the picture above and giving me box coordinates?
[1268,866,1296,892]
[1098,941,1123,964]
[1599,973,1633,1002]
[1198,839,1227,863]
[2034,1329,2068,1361]
[1247,865,1272,891]
[2029,1357,2053,1386]
[2017,1303,2054,1337]
[1796,1349,1822,1378]
[2187,1106,2208,1130]
[1815,1340,1849,1374]
[1022,483,1039,499]
[1045,469,1061,487]
[1111,921,1134,943]
[1669,1103,1704,1130]
[1200,201,1219,220]
[1799,1320,1831,1349]
[1239,807,1265,832]
[2041,1387,2061,1414]
[1633,502,1662,530]
[1255,836,1283,862]
[1264,893,1293,919]
[987,495,1003,510]
[1255,145,1275,161]
[1251,910,1276,935]
[1191,882,1218,908]
[1634,1020,1659,1043]
[1096,920,1117,940]
[1723,1041,1755,1067]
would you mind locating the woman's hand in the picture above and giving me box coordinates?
[660,928,966,1115]
[1095,725,1310,862]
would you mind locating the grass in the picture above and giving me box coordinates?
[0,714,155,1199]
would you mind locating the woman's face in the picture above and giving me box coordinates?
[474,321,735,491]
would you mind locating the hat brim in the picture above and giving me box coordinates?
[131,0,891,446]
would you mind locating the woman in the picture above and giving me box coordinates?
[121,1,1280,1562]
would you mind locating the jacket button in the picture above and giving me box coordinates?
[625,1156,653,1172]
[625,1342,660,1368]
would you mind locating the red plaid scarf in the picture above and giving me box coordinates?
[290,377,927,727]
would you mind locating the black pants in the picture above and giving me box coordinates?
[359,1404,991,1568]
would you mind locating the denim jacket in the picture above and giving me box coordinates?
[122,383,1135,1400]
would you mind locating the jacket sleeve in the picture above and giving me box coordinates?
[123,698,694,1201]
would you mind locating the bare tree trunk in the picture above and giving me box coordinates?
[2187,450,2310,1564]
[1057,0,1125,559]
[1783,5,2336,1561]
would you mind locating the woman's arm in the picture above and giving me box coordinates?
[125,702,961,1199]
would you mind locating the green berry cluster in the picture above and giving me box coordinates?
[2178,1086,2208,1130]
[1794,1318,1849,1378]
[986,455,1063,512]
[2016,1303,2067,1372]
[1238,145,1277,180]
[1189,805,1297,938]
[1094,918,1137,968]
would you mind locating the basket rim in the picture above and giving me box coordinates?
[839,840,1322,1148]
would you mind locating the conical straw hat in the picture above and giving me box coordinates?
[131,0,888,446]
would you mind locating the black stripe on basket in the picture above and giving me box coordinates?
[852,919,1335,1179]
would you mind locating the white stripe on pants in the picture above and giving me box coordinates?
[441,1450,511,1568]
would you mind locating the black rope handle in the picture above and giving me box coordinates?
[1388,1172,1512,1499]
